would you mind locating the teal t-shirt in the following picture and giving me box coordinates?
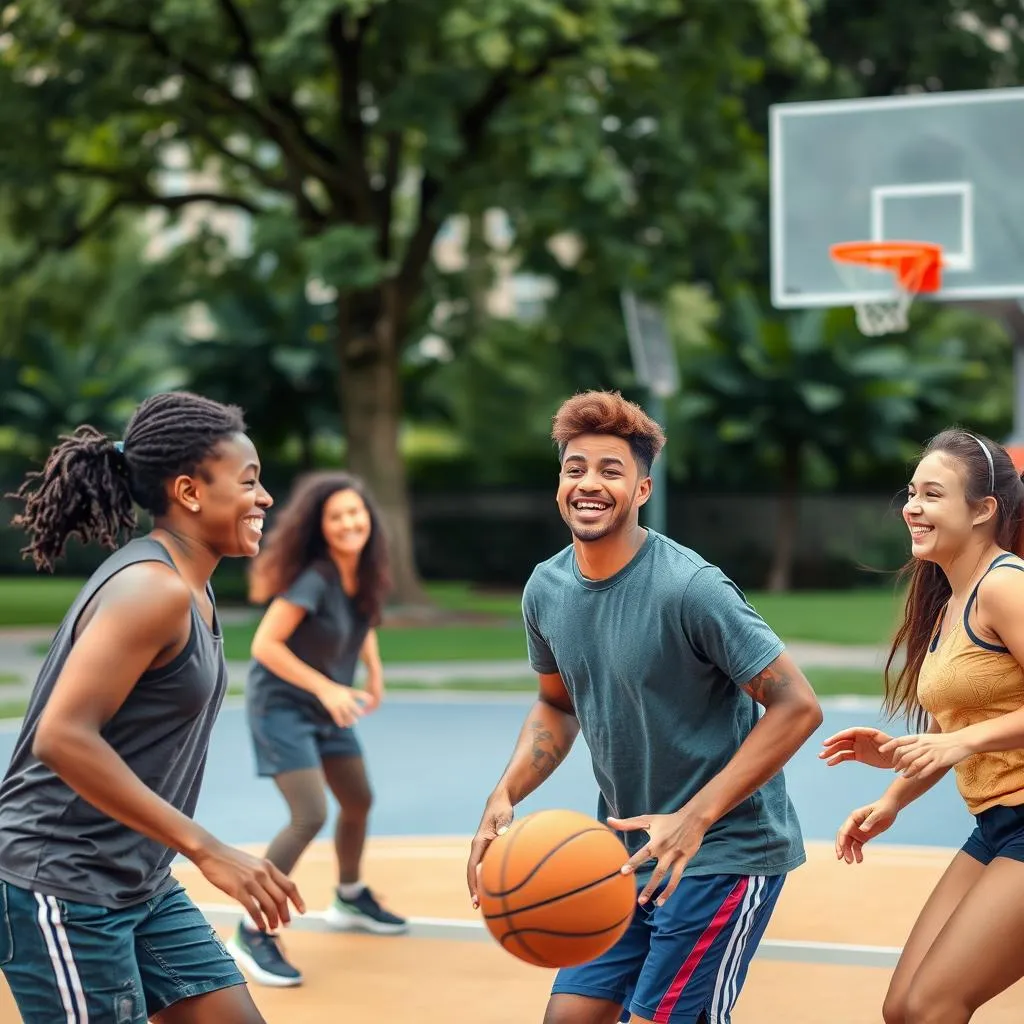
[521,530,806,878]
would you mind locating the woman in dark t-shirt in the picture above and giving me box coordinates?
[228,471,407,986]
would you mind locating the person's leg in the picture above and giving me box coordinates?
[543,882,652,1023]
[227,769,325,985]
[880,851,986,1024]
[626,872,785,1024]
[263,768,329,876]
[320,749,408,934]
[138,882,262,1021]
[151,986,265,1024]
[0,880,148,1023]
[542,994,627,1024]
[322,753,372,885]
[232,701,326,986]
[899,819,1024,1024]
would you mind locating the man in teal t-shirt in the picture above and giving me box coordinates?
[467,390,822,1024]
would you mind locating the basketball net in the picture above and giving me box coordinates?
[829,241,943,336]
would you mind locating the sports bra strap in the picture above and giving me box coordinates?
[963,553,1024,652]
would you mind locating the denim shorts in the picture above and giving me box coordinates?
[961,802,1024,865]
[247,693,362,778]
[0,878,245,1022]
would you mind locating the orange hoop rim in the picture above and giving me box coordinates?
[829,240,943,293]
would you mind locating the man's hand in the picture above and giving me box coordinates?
[467,792,515,910]
[607,805,709,908]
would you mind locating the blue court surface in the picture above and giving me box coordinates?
[0,694,974,851]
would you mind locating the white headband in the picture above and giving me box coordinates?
[966,434,995,494]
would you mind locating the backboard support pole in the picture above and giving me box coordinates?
[620,291,680,537]
[1005,302,1024,472]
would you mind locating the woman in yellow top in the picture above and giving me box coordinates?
[822,427,1024,1024]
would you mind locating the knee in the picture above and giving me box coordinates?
[541,995,620,1024]
[881,994,906,1024]
[339,782,373,819]
[291,799,328,839]
[903,984,970,1024]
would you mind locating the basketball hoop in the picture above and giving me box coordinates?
[829,241,943,336]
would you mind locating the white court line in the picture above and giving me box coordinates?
[176,837,962,865]
[194,901,903,967]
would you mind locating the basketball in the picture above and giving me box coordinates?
[477,808,637,968]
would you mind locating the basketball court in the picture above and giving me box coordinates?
[2,694,1024,1021]
[7,83,1024,1023]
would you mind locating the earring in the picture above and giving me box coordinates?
[191,504,200,512]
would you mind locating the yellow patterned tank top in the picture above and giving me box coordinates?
[917,553,1024,816]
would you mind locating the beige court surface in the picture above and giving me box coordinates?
[3,837,1024,1022]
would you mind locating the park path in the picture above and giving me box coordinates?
[0,623,894,703]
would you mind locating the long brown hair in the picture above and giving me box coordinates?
[885,428,1024,729]
[248,471,391,626]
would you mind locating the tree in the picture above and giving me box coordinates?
[678,288,1009,591]
[173,258,342,471]
[0,0,815,602]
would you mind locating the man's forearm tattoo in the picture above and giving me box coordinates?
[530,718,565,777]
[742,662,793,705]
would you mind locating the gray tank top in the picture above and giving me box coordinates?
[0,537,227,909]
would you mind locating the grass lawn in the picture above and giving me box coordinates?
[745,589,903,646]
[221,622,526,662]
[3,575,904,655]
[0,577,88,627]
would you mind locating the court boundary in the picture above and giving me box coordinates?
[196,901,903,968]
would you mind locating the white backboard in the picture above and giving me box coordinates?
[770,86,1024,309]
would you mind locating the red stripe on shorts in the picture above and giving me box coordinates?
[652,875,749,1023]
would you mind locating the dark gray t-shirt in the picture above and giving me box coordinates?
[522,530,806,879]
[0,537,227,908]
[246,563,370,715]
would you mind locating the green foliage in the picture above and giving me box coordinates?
[672,288,1012,490]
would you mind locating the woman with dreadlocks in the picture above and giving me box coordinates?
[227,471,406,989]
[0,392,302,1024]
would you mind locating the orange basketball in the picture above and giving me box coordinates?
[477,808,637,968]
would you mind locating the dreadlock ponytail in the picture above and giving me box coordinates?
[8,391,246,572]
[9,427,134,572]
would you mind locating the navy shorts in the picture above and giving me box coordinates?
[247,692,362,778]
[962,803,1024,864]
[0,878,245,1023]
[551,872,785,1023]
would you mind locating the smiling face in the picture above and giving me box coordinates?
[175,432,273,558]
[322,487,372,560]
[556,433,651,543]
[904,450,995,564]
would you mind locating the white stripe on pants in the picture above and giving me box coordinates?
[33,892,89,1023]
[709,875,767,1023]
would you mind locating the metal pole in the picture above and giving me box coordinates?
[1004,304,1024,471]
[645,392,667,535]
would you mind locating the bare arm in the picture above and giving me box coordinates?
[881,717,949,807]
[952,567,1024,755]
[467,672,578,906]
[689,651,823,826]
[250,597,335,700]
[360,628,382,677]
[32,565,218,861]
[492,673,580,805]
[33,563,305,928]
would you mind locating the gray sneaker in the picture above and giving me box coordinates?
[226,923,303,987]
[324,887,409,935]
